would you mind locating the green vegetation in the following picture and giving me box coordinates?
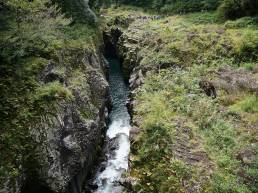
[0,0,100,183]
[230,95,258,113]
[104,7,258,193]
[112,0,221,13]
[1,0,258,192]
[218,0,258,19]
[106,0,257,19]
[132,69,257,192]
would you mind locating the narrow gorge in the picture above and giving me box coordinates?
[1,1,258,193]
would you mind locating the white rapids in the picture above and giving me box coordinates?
[92,58,131,193]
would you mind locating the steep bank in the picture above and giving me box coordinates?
[24,49,109,193]
[102,7,258,193]
[0,1,110,193]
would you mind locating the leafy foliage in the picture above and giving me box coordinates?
[218,0,258,19]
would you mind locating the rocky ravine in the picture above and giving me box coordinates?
[102,14,150,119]
[0,48,110,193]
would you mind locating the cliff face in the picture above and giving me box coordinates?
[29,50,109,193]
[0,1,110,192]
[0,48,109,193]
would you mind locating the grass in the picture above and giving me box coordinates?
[132,68,257,192]
[104,7,258,193]
[110,10,257,78]
[230,95,258,113]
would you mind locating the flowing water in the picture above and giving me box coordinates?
[92,58,131,193]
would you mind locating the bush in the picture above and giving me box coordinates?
[161,0,221,14]
[218,0,258,19]
[113,0,221,14]
[225,16,258,28]
[236,31,258,61]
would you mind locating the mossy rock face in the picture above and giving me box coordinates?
[27,48,109,193]
[0,1,108,192]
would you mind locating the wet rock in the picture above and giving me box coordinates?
[103,27,123,57]
[99,164,106,172]
[116,177,138,193]
[84,182,98,193]
[126,98,134,117]
[106,136,120,154]
[62,135,80,152]
[88,183,98,190]
[129,69,144,90]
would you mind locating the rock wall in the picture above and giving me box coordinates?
[102,16,146,120]
[22,50,109,193]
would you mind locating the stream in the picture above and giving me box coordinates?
[92,57,131,193]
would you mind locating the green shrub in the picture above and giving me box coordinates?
[113,0,221,14]
[218,0,258,19]
[160,0,221,14]
[225,16,258,28]
[240,62,256,70]
[232,30,258,62]
[212,173,251,193]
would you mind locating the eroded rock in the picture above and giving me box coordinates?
[22,50,110,193]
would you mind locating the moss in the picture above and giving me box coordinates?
[78,108,95,120]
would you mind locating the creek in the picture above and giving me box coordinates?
[92,57,131,193]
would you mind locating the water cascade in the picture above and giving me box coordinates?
[92,58,131,193]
